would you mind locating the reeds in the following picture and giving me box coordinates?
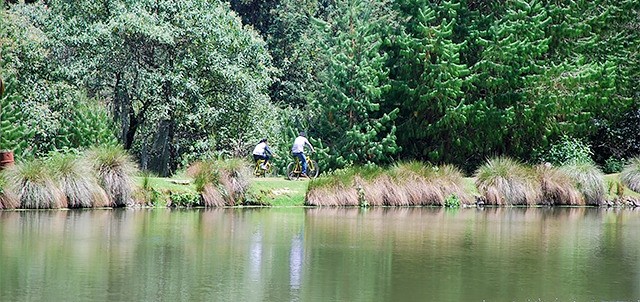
[560,162,605,206]
[86,146,138,207]
[6,159,66,209]
[620,157,640,193]
[474,157,540,206]
[49,153,110,208]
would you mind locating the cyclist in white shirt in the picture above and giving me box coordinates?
[291,132,315,177]
[252,138,274,169]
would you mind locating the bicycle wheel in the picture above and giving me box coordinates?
[307,160,319,178]
[265,163,274,177]
[286,162,299,180]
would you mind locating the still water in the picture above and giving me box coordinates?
[1,207,639,301]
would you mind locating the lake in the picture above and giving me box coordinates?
[1,207,639,301]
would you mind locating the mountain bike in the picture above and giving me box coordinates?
[286,154,319,180]
[253,159,274,177]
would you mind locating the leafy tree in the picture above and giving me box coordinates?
[313,0,400,169]
[231,0,330,108]
[39,0,274,175]
[0,77,35,159]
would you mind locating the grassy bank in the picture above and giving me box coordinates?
[136,176,311,207]
[141,173,638,207]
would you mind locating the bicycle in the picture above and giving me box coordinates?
[253,159,274,177]
[286,154,319,180]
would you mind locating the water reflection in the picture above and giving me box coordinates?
[0,207,639,301]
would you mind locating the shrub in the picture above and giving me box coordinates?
[49,152,110,208]
[560,162,605,206]
[620,157,640,193]
[475,157,540,206]
[539,135,594,166]
[169,191,201,207]
[444,194,461,208]
[603,157,626,174]
[86,146,138,207]
[6,159,66,209]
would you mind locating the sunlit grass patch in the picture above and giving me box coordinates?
[475,157,539,206]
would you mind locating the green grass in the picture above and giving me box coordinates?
[136,176,198,194]
[248,177,309,206]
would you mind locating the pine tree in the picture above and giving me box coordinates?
[314,0,399,169]
[387,0,470,162]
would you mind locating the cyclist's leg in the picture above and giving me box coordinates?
[300,153,308,175]
[293,152,305,174]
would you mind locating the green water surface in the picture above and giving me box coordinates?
[1,207,639,301]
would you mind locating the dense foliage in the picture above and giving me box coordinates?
[1,0,639,175]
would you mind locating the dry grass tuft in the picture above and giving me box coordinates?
[50,153,110,208]
[620,157,640,193]
[6,160,66,209]
[87,146,138,207]
[306,168,358,206]
[435,164,473,205]
[188,159,251,206]
[305,162,471,207]
[474,157,540,206]
[0,171,18,209]
[560,162,605,206]
[536,164,583,205]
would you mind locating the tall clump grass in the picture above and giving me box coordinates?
[306,168,358,206]
[49,153,110,208]
[560,162,605,206]
[0,171,19,209]
[389,162,442,206]
[187,159,251,207]
[620,157,640,193]
[86,146,138,207]
[305,162,471,207]
[475,157,539,206]
[536,164,583,205]
[216,159,251,205]
[433,164,473,206]
[6,159,66,209]
[354,166,392,206]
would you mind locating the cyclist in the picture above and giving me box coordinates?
[252,138,274,169]
[291,131,315,177]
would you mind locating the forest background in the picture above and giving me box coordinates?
[0,0,638,177]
